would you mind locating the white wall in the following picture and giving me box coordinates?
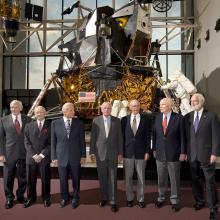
[194,0,220,115]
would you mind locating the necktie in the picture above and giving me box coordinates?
[162,115,167,135]
[14,116,21,134]
[132,116,137,135]
[66,119,71,138]
[194,112,199,132]
[39,121,42,132]
[104,118,109,138]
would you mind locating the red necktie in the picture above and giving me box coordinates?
[14,116,21,134]
[162,115,167,135]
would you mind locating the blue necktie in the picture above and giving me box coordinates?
[194,112,199,132]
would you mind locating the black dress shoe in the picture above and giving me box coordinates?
[111,204,118,212]
[127,200,134,207]
[138,201,145,208]
[171,204,180,212]
[155,201,164,209]
[71,200,79,209]
[5,200,14,209]
[193,203,205,211]
[60,200,68,208]
[99,200,107,207]
[44,199,51,207]
[210,209,218,220]
[23,199,35,208]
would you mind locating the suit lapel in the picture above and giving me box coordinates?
[159,113,164,135]
[196,110,207,133]
[166,112,175,135]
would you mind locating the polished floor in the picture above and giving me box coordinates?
[0,178,219,220]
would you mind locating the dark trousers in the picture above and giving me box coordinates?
[97,159,117,204]
[3,159,26,200]
[58,163,81,201]
[190,160,219,210]
[27,162,51,201]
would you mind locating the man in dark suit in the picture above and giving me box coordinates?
[51,102,86,208]
[90,102,123,212]
[24,106,51,208]
[153,98,186,212]
[121,99,151,208]
[0,100,31,209]
[185,93,220,220]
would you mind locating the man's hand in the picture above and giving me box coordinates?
[52,160,58,166]
[210,155,217,164]
[0,155,6,162]
[179,154,186,161]
[144,153,150,161]
[118,154,123,163]
[90,154,96,163]
[80,157,86,165]
[35,155,44,163]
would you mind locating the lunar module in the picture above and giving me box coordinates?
[27,0,184,118]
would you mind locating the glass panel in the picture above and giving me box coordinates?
[157,55,167,81]
[11,57,27,89]
[12,31,28,53]
[29,57,44,89]
[47,0,62,20]
[167,1,180,17]
[3,57,11,89]
[45,56,60,81]
[46,30,61,52]
[30,31,43,52]
[115,0,129,10]
[167,26,181,50]
[97,0,112,7]
[168,55,181,78]
[80,0,97,10]
[152,22,166,50]
[151,4,166,17]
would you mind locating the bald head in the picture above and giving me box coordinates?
[101,102,112,117]
[129,99,140,115]
[160,98,173,114]
[62,102,75,118]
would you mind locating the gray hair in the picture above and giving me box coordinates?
[191,93,205,105]
[10,100,23,111]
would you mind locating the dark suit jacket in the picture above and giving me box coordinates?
[121,114,151,159]
[90,115,123,162]
[24,120,51,165]
[0,114,31,162]
[184,110,220,163]
[51,117,86,167]
[153,112,186,162]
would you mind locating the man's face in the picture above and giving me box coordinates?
[34,108,46,121]
[160,99,171,114]
[191,95,203,111]
[129,101,140,115]
[10,103,21,115]
[63,106,75,118]
[101,103,112,117]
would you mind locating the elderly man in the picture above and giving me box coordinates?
[153,98,186,212]
[24,106,51,208]
[90,102,123,212]
[51,102,86,208]
[0,100,31,209]
[121,99,151,208]
[185,93,220,220]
